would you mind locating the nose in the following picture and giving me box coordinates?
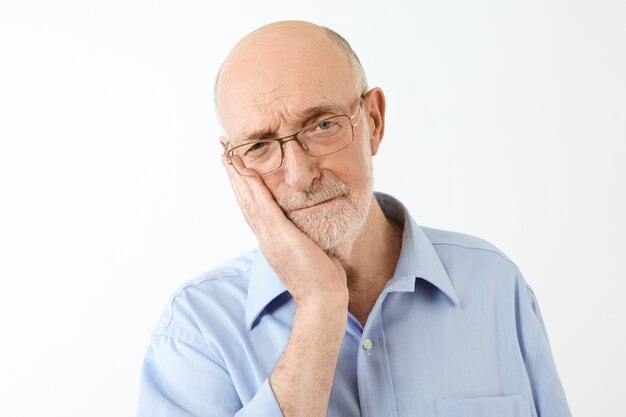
[281,138,320,192]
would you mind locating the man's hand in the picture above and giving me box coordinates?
[221,154,349,309]
[221,153,348,417]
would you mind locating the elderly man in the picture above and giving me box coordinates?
[138,21,571,417]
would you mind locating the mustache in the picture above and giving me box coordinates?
[276,178,351,212]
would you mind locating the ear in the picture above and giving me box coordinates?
[363,87,386,156]
[219,136,228,152]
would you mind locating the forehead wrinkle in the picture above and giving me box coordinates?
[231,106,288,142]
[294,103,344,118]
[229,92,286,140]
[232,100,347,142]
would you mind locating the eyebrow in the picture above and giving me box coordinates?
[233,104,341,143]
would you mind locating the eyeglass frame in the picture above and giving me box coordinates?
[224,97,364,176]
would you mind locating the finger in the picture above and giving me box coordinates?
[229,154,260,178]
[221,154,276,214]
[221,154,250,198]
[226,154,281,209]
[221,154,259,220]
[221,154,287,233]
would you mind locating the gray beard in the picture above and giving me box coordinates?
[278,178,373,261]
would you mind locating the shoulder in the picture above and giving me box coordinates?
[421,225,516,266]
[419,225,529,291]
[418,226,538,317]
[152,249,257,341]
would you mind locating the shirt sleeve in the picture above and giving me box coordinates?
[137,326,284,417]
[518,281,572,417]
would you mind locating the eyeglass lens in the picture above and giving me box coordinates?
[230,114,353,175]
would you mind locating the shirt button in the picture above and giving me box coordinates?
[363,339,373,351]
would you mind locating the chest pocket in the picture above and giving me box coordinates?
[436,394,533,417]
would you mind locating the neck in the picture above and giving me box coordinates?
[340,195,404,325]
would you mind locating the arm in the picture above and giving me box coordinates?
[221,154,349,416]
[138,325,284,417]
[518,281,572,417]
[138,330,242,417]
[269,299,346,416]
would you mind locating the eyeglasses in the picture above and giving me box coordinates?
[225,100,363,176]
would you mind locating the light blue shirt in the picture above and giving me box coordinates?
[138,193,571,417]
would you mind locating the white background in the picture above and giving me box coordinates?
[1,1,624,416]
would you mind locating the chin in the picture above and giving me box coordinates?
[289,194,372,260]
[279,171,375,260]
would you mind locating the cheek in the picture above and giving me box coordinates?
[332,154,373,190]
[261,177,283,200]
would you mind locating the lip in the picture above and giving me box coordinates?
[292,196,341,212]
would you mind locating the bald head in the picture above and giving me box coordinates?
[214,21,368,133]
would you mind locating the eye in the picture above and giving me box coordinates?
[317,120,335,130]
[243,141,267,155]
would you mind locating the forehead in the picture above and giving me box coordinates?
[217,28,356,138]
[225,77,351,139]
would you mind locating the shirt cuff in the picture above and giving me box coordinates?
[235,379,283,417]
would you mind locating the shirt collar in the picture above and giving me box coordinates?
[244,192,459,330]
[245,249,288,330]
[376,192,460,306]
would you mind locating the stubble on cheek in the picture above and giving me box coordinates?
[276,177,372,260]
